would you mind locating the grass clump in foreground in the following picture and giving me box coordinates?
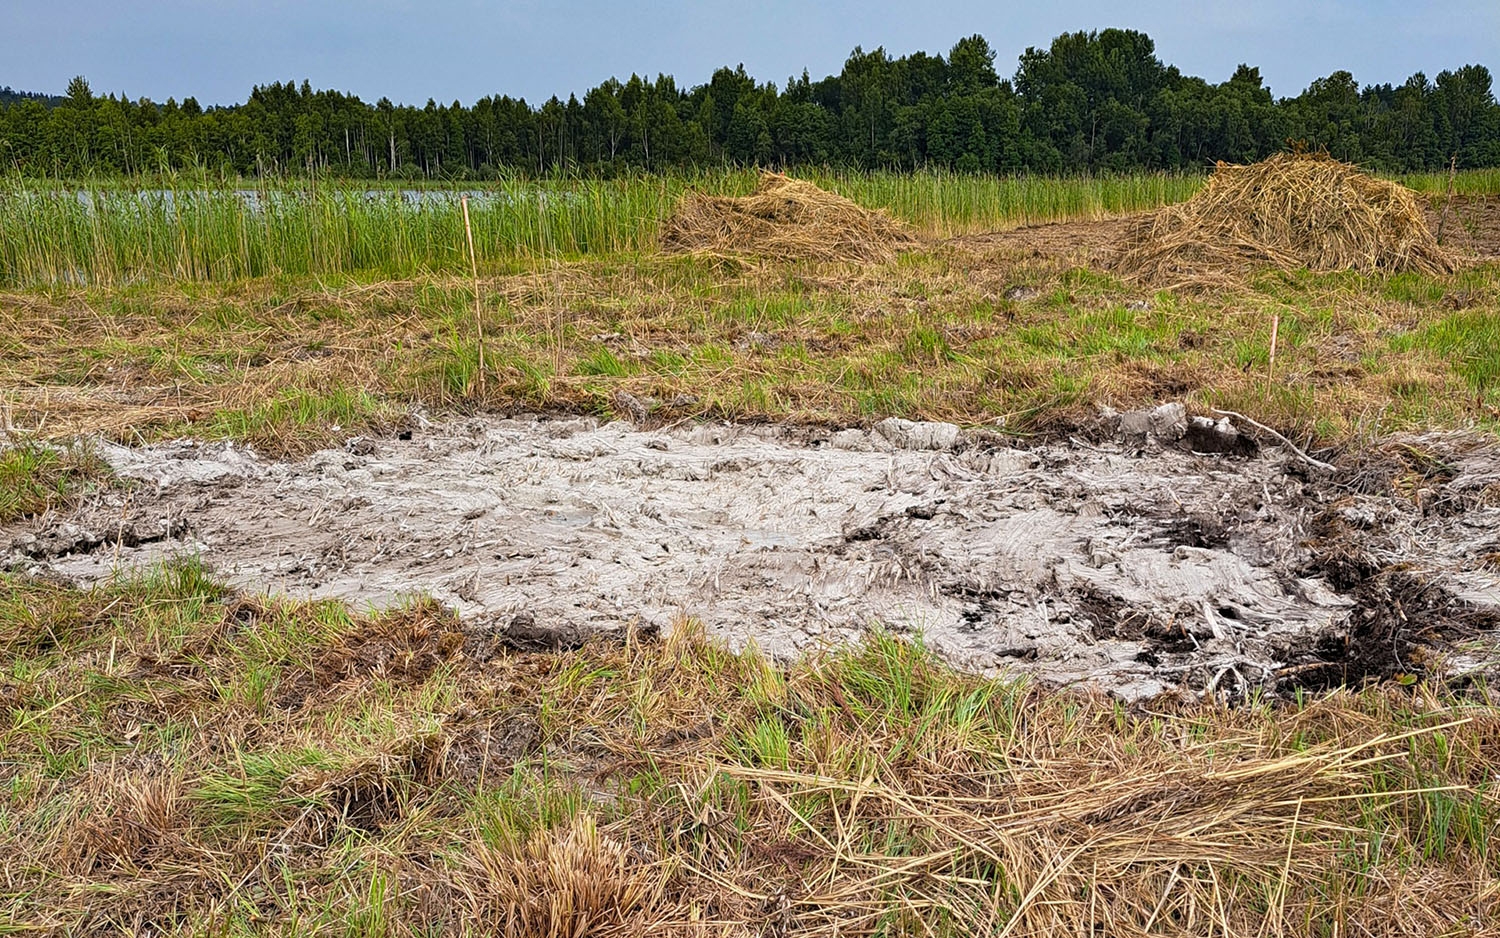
[1,559,1496,935]
[0,439,110,522]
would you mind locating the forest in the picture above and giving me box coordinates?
[1,28,1497,178]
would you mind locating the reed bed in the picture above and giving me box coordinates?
[4,168,1494,288]
[1400,166,1500,196]
[0,178,683,286]
[816,167,1202,235]
[0,170,1207,287]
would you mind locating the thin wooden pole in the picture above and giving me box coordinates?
[460,195,486,395]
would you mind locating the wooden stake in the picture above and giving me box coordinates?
[460,195,486,395]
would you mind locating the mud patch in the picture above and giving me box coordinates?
[1429,194,1500,260]
[6,416,1499,700]
[12,517,188,561]
[1280,570,1500,690]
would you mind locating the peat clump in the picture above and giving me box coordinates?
[1280,569,1500,691]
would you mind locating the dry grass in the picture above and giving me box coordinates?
[463,814,669,936]
[1,245,1498,459]
[661,172,919,263]
[1,562,1497,935]
[1117,153,1456,290]
[0,193,1497,462]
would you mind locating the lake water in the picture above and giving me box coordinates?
[7,187,582,213]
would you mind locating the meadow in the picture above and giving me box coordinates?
[1,564,1496,935]
[5,169,1498,289]
[3,166,1500,935]
[3,168,1499,458]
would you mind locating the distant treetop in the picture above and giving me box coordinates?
[2,29,1496,177]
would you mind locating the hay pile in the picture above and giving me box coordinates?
[1115,152,1454,287]
[660,172,916,262]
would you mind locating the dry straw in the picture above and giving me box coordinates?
[660,171,918,263]
[1115,152,1455,289]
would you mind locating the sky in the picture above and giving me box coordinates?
[4,0,1497,107]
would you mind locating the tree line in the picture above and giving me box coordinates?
[2,29,1497,179]
[0,86,64,108]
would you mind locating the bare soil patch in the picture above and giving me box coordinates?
[1431,193,1500,260]
[949,193,1500,273]
[7,416,1498,700]
[946,214,1144,267]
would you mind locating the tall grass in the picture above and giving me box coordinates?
[813,168,1203,235]
[0,169,1202,287]
[1399,167,1500,196]
[2,167,1495,287]
[0,177,688,286]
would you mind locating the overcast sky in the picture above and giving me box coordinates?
[5,0,1497,106]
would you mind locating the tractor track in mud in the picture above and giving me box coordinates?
[5,412,1500,700]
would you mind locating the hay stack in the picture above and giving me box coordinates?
[1115,152,1454,287]
[660,172,916,262]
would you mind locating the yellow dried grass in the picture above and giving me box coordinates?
[1116,152,1455,289]
[696,720,1483,938]
[463,814,667,937]
[58,768,193,875]
[660,172,918,263]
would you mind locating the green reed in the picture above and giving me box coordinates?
[0,177,696,286]
[4,167,1493,287]
[810,168,1204,236]
[1399,167,1500,196]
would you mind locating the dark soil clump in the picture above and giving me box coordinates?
[1280,570,1500,691]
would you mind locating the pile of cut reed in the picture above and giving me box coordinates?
[1115,152,1455,289]
[660,172,919,262]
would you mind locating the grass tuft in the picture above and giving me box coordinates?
[0,439,110,522]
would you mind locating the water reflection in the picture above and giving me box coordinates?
[10,187,579,213]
